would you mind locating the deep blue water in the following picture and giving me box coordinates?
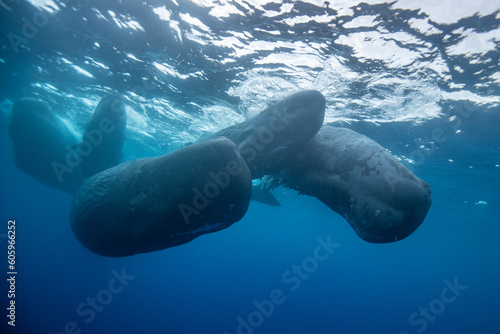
[1,1,500,334]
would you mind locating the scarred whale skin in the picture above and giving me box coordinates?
[279,126,432,243]
[198,90,326,179]
[9,98,85,194]
[80,95,127,178]
[70,137,252,257]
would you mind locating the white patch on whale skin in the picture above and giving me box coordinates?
[173,222,226,238]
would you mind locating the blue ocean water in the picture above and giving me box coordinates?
[1,1,499,334]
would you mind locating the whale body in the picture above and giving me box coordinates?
[80,95,127,178]
[198,90,326,179]
[9,95,127,194]
[70,137,252,257]
[9,98,85,194]
[196,92,431,243]
[10,90,431,250]
[277,126,432,243]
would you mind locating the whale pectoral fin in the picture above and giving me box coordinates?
[251,181,281,206]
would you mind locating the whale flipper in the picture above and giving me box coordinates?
[251,177,281,206]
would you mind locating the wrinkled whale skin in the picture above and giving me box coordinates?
[9,98,85,194]
[198,90,326,179]
[279,126,432,243]
[70,137,252,257]
[80,95,127,178]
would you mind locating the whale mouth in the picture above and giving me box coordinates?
[172,222,228,238]
[353,215,425,243]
